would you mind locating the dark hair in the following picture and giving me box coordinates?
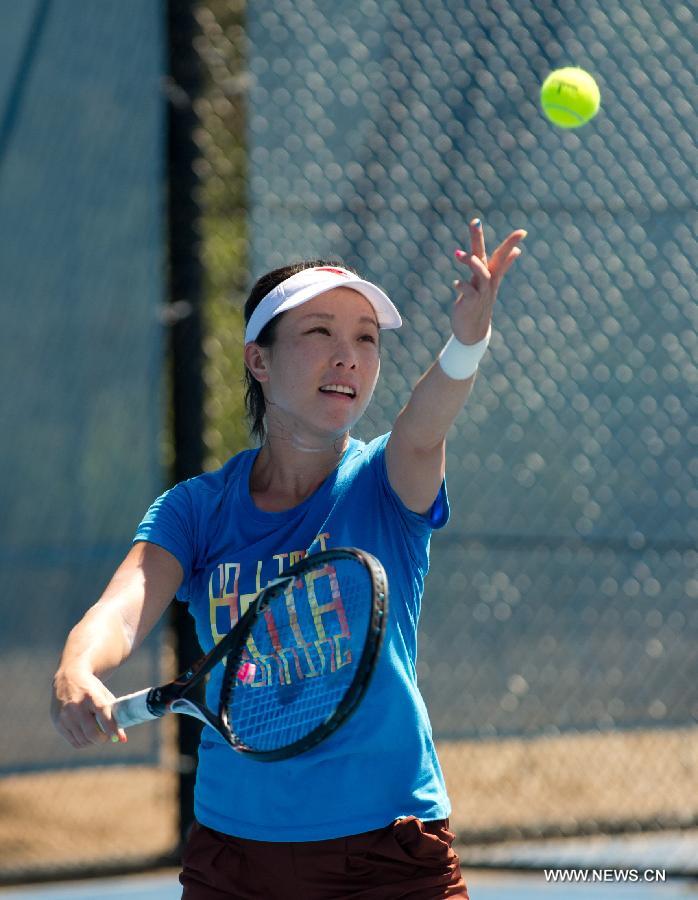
[243,258,358,444]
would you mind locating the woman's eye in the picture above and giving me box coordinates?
[304,327,376,343]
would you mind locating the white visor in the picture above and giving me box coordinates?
[244,265,402,344]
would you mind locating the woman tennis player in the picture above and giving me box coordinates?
[52,219,525,899]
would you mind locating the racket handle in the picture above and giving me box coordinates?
[112,688,160,729]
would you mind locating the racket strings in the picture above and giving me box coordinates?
[226,559,374,751]
[232,666,354,749]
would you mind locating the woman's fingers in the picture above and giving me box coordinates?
[52,672,125,748]
[455,249,491,288]
[489,229,527,281]
[469,219,487,266]
[54,706,100,748]
[95,704,128,744]
[456,226,526,292]
[493,247,521,289]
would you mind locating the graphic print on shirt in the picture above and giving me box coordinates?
[206,532,356,689]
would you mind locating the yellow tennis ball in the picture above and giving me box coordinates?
[540,67,600,128]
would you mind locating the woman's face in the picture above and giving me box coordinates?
[252,287,381,445]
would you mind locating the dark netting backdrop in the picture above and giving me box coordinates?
[194,0,697,859]
[0,1,176,881]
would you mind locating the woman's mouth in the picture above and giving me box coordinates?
[319,384,357,401]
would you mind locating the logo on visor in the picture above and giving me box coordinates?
[315,267,350,277]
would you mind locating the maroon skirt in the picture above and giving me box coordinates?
[181,816,469,899]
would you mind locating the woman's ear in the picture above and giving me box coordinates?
[244,342,271,383]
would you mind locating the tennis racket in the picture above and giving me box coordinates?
[111,547,388,761]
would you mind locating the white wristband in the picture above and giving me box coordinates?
[438,324,492,380]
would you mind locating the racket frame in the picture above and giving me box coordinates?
[218,547,388,761]
[112,548,388,762]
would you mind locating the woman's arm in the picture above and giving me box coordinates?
[51,541,183,749]
[386,219,526,513]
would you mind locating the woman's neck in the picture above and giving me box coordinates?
[249,430,350,512]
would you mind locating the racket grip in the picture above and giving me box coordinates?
[112,688,160,729]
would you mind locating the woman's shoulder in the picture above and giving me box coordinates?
[346,431,390,458]
[172,447,257,503]
[337,432,390,479]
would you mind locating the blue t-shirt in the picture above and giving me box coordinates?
[133,432,451,841]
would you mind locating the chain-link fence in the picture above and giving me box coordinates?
[0,1,177,882]
[198,0,697,862]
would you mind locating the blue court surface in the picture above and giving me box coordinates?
[0,869,696,899]
[459,829,698,877]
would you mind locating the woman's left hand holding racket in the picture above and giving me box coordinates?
[51,542,185,749]
[51,668,128,747]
